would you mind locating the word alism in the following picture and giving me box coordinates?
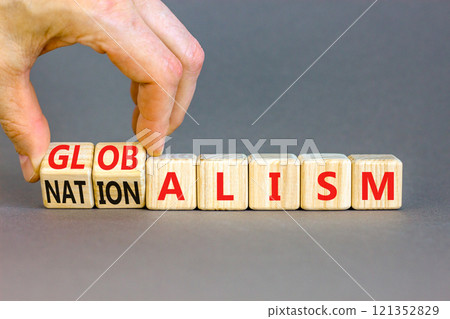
[40,143,402,210]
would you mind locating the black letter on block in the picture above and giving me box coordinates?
[45,180,60,203]
[106,181,122,205]
[97,181,106,204]
[63,180,76,204]
[74,181,86,204]
[124,181,140,205]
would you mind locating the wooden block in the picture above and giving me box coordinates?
[146,154,197,210]
[248,154,300,210]
[349,154,402,210]
[40,143,94,208]
[197,154,248,210]
[93,142,146,208]
[299,153,351,210]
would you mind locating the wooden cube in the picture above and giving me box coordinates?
[248,154,300,210]
[299,153,351,210]
[349,154,402,210]
[146,154,197,210]
[197,154,248,210]
[93,142,146,208]
[40,142,94,208]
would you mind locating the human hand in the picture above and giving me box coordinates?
[0,0,204,182]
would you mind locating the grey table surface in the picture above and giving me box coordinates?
[0,0,449,300]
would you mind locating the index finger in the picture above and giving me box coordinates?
[91,4,183,155]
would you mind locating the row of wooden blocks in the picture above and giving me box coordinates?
[40,142,403,210]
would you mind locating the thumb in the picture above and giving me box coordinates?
[0,70,50,182]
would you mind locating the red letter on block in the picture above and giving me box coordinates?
[217,172,234,200]
[70,145,85,169]
[158,172,185,200]
[362,172,394,200]
[98,145,119,170]
[318,171,337,201]
[49,144,70,169]
[121,145,138,170]
[269,172,281,201]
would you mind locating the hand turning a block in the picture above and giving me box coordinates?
[39,143,403,210]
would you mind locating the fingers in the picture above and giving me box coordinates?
[81,2,182,155]
[132,0,204,135]
[0,70,50,182]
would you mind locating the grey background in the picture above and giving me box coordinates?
[0,0,449,300]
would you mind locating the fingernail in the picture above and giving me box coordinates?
[146,136,165,156]
[153,147,163,156]
[19,155,39,182]
[149,145,164,157]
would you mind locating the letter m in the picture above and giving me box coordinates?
[362,172,394,200]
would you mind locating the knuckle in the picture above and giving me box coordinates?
[162,55,183,86]
[182,39,205,74]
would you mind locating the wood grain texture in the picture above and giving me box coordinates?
[249,154,300,210]
[349,154,402,210]
[93,142,146,208]
[146,154,197,210]
[197,154,248,210]
[40,142,94,208]
[299,153,351,210]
